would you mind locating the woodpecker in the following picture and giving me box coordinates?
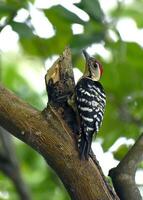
[75,50,106,160]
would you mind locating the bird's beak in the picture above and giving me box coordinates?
[82,49,90,62]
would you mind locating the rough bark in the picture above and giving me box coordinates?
[109,133,143,200]
[0,48,119,200]
[0,84,119,200]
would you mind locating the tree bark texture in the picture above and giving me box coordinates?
[0,48,120,200]
[0,84,118,200]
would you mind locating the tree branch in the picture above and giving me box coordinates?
[0,127,31,200]
[109,133,143,200]
[0,48,119,200]
[0,84,119,200]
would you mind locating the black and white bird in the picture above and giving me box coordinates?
[75,50,106,159]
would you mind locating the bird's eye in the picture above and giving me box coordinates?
[94,62,99,68]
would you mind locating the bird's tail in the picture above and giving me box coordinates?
[78,132,93,160]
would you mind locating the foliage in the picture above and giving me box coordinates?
[0,0,143,199]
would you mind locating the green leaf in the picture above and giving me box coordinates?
[75,0,104,22]
[71,31,105,50]
[2,55,44,110]
[138,161,143,169]
[20,5,85,57]
[71,19,105,51]
[113,144,130,160]
[20,34,71,58]
[99,41,143,150]
[44,5,85,27]
[111,1,143,27]
[6,0,27,7]
[0,1,28,19]
[0,2,17,18]
[10,22,34,38]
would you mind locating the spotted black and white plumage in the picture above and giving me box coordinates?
[75,50,106,159]
[76,77,106,159]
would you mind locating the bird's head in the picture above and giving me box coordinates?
[83,49,103,81]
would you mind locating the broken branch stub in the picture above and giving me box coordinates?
[45,47,78,134]
[44,48,120,200]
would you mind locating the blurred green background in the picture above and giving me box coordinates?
[0,0,143,199]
